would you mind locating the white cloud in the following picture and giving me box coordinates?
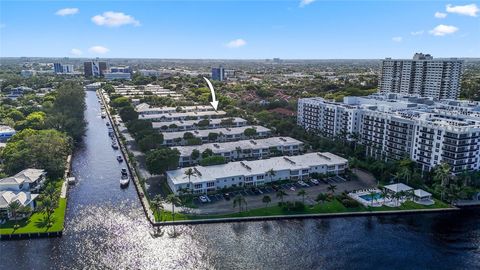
[410,30,424,36]
[392,36,403,42]
[70,48,82,56]
[299,0,316,7]
[434,12,447,18]
[88,46,110,54]
[429,24,459,36]
[225,38,247,48]
[55,8,79,16]
[92,11,140,27]
[446,4,479,17]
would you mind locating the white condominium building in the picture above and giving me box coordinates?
[152,117,248,132]
[166,152,348,194]
[379,53,463,100]
[139,110,227,122]
[173,137,304,166]
[162,125,271,146]
[297,93,480,173]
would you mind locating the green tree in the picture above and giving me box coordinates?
[199,156,226,166]
[201,148,214,158]
[15,111,46,130]
[184,168,197,192]
[145,148,180,175]
[233,194,247,213]
[433,163,452,201]
[183,132,195,140]
[7,201,22,228]
[151,195,165,222]
[243,128,257,138]
[1,129,71,177]
[207,132,219,142]
[276,190,287,203]
[190,149,200,160]
[119,106,139,122]
[165,194,181,222]
[137,133,163,152]
[197,119,210,128]
[297,189,307,204]
[39,196,57,227]
[266,169,276,183]
[327,184,337,195]
[111,97,130,108]
[262,195,271,207]
[315,193,328,204]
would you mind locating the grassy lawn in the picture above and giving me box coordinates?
[0,198,67,235]
[153,198,452,222]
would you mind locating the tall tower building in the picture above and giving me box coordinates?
[84,61,108,77]
[379,53,463,100]
[211,66,225,81]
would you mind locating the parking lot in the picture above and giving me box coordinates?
[187,174,375,215]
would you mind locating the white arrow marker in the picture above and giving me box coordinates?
[203,77,219,111]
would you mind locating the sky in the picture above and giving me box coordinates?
[0,1,479,59]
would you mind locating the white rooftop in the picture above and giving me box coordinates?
[163,125,270,140]
[139,110,227,121]
[167,152,347,185]
[414,189,432,198]
[0,191,39,208]
[173,137,303,156]
[152,117,247,129]
[384,183,414,193]
[137,105,213,114]
[0,168,45,186]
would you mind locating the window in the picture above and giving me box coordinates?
[246,176,253,181]
[257,175,264,180]
[194,183,202,189]
[207,182,215,187]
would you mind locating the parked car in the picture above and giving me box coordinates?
[199,195,210,203]
[310,179,320,185]
[298,180,309,187]
[223,193,231,200]
[290,186,296,191]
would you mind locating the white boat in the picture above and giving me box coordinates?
[101,112,106,119]
[120,175,130,187]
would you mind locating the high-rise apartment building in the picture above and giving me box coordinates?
[84,61,107,77]
[53,63,74,74]
[211,66,225,81]
[297,93,480,173]
[379,53,463,100]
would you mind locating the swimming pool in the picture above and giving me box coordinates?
[359,193,382,201]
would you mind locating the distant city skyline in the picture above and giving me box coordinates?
[1,1,479,59]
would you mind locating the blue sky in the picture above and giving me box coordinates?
[0,1,478,59]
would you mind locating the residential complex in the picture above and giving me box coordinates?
[139,110,227,122]
[151,117,247,131]
[211,66,225,81]
[379,53,463,100]
[53,63,74,74]
[162,125,271,146]
[105,66,132,81]
[84,61,107,77]
[136,104,214,115]
[166,152,348,194]
[297,93,480,173]
[113,84,182,98]
[173,137,304,166]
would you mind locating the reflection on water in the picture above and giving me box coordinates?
[1,91,479,270]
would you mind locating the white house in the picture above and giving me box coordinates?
[0,191,39,220]
[0,169,47,192]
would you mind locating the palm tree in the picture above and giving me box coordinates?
[369,191,377,206]
[297,189,307,204]
[266,169,276,183]
[183,168,197,193]
[165,194,181,222]
[39,196,56,227]
[151,195,165,222]
[315,193,328,204]
[276,190,287,203]
[434,163,452,201]
[262,195,271,207]
[380,189,390,204]
[233,194,247,213]
[327,184,337,195]
[7,201,22,229]
[43,184,58,200]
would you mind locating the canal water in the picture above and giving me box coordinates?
[1,91,479,270]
